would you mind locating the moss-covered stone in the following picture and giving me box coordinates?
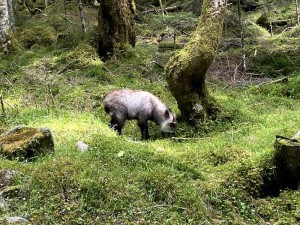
[0,169,17,191]
[0,126,54,160]
[274,136,300,189]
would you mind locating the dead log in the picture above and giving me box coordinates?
[256,76,288,87]
[142,5,182,14]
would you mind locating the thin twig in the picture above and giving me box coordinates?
[171,137,202,142]
[256,76,288,87]
[102,65,113,75]
[0,95,6,117]
[152,60,164,68]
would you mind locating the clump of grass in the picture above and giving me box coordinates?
[205,144,252,166]
[244,22,270,38]
[251,75,300,99]
[55,43,103,70]
[18,25,57,49]
[248,37,300,76]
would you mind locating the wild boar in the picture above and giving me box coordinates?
[104,89,176,140]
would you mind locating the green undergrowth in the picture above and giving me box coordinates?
[1,1,300,224]
[1,62,300,223]
[251,75,300,99]
[249,37,300,76]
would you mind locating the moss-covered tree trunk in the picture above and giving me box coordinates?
[97,0,136,59]
[165,0,227,126]
[274,135,300,189]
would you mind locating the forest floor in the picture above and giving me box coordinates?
[1,1,300,224]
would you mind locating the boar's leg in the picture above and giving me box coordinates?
[138,121,150,140]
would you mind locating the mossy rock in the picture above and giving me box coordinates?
[0,126,54,160]
[274,136,300,189]
[0,169,22,198]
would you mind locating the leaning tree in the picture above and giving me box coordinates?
[97,0,136,59]
[165,0,227,127]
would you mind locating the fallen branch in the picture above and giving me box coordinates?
[102,65,113,75]
[256,76,288,87]
[246,72,265,77]
[142,5,182,14]
[152,60,164,68]
[276,135,299,142]
[171,137,202,142]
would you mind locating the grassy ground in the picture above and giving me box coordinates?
[1,1,300,224]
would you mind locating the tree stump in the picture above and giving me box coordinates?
[0,126,54,160]
[274,135,300,189]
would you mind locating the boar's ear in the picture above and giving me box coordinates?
[164,110,170,118]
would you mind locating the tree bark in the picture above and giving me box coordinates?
[165,0,227,126]
[237,0,246,72]
[78,0,87,34]
[97,0,136,60]
[0,0,9,54]
[274,136,300,190]
[7,0,14,30]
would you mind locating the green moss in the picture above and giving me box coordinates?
[251,76,300,99]
[248,37,300,76]
[244,22,269,38]
[18,26,57,48]
[256,12,270,29]
[0,126,54,159]
[206,145,252,166]
[158,42,182,52]
[55,43,103,70]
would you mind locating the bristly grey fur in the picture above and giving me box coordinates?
[104,89,176,140]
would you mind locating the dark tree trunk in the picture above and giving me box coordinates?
[165,0,227,127]
[97,0,136,60]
